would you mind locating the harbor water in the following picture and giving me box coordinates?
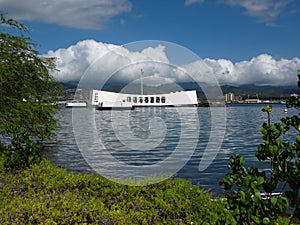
[45,104,297,196]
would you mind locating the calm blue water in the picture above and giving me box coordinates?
[45,104,297,196]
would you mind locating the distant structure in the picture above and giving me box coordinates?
[225,92,235,103]
[290,93,299,97]
[245,94,261,103]
[91,90,198,110]
[244,98,262,104]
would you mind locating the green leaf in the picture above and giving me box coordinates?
[296,135,300,144]
[270,196,277,206]
[262,105,272,113]
[263,217,270,224]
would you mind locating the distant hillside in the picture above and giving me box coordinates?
[60,81,79,90]
[221,84,300,100]
[60,81,300,100]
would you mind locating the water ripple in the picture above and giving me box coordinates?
[45,104,297,194]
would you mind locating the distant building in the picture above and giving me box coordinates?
[290,93,299,97]
[225,92,235,102]
[245,98,262,103]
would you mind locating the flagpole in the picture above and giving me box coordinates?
[141,69,144,95]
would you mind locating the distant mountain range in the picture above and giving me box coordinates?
[61,81,300,100]
[220,84,300,100]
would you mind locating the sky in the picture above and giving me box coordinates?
[1,0,300,87]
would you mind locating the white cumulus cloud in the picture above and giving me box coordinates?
[0,0,132,29]
[47,40,171,87]
[184,54,300,86]
[233,54,300,85]
[46,40,300,87]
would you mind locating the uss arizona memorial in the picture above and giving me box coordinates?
[91,89,198,110]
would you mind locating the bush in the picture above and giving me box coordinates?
[0,157,233,224]
[221,70,300,224]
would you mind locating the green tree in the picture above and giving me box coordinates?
[0,14,62,169]
[221,70,300,224]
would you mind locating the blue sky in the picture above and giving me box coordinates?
[1,0,300,86]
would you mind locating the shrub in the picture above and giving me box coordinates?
[221,70,300,224]
[0,157,233,224]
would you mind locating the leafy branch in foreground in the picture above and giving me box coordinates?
[221,70,300,224]
[0,14,62,170]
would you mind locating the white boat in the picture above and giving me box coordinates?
[91,90,198,110]
[66,100,87,108]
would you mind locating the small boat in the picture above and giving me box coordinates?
[65,100,87,108]
[91,90,198,110]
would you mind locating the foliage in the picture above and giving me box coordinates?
[221,154,289,224]
[0,157,234,225]
[221,70,300,224]
[0,14,62,169]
